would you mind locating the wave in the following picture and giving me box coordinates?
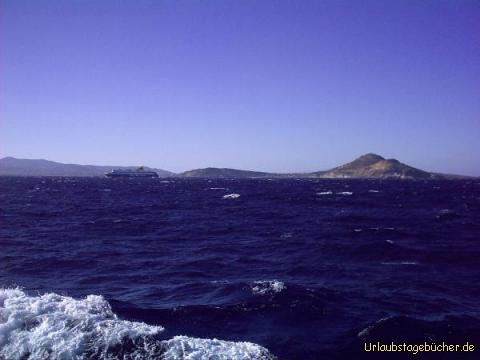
[251,280,286,296]
[436,208,460,220]
[0,288,274,360]
[222,193,241,199]
[162,336,272,360]
[357,315,480,344]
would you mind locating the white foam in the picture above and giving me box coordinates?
[357,317,392,338]
[336,192,353,195]
[368,189,380,193]
[251,281,286,296]
[385,240,394,244]
[316,191,332,195]
[222,193,240,199]
[0,288,162,359]
[162,336,273,360]
[0,288,274,360]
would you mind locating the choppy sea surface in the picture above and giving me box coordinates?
[1,177,479,359]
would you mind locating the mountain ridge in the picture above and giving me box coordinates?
[310,153,434,179]
[0,154,471,179]
[181,167,277,178]
[0,157,174,177]
[179,154,467,179]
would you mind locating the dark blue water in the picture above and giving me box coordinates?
[1,177,479,359]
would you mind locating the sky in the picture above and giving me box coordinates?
[1,0,479,175]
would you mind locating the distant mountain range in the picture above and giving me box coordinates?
[180,154,466,179]
[0,157,174,177]
[0,154,469,179]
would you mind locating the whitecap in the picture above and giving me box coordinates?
[210,280,230,285]
[358,317,393,339]
[223,193,240,199]
[162,336,273,360]
[337,192,353,195]
[316,191,332,195]
[385,240,394,244]
[251,281,286,296]
[209,187,228,190]
[368,189,380,193]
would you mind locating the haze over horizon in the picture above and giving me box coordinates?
[1,1,479,175]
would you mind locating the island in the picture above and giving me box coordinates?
[0,153,470,179]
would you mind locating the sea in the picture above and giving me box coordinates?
[0,177,479,360]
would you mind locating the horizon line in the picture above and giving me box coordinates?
[0,154,475,177]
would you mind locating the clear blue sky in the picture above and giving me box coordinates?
[1,0,479,175]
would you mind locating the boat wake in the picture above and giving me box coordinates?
[0,288,274,360]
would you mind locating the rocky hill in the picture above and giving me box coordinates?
[311,153,435,179]
[180,153,461,179]
[180,167,278,178]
